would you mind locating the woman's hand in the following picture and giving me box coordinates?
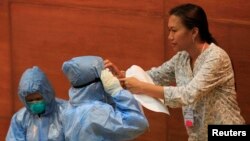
[104,59,125,79]
[120,77,144,94]
[121,77,165,99]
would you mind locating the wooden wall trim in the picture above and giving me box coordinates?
[10,0,164,17]
[8,2,163,19]
[0,0,13,118]
[210,18,250,26]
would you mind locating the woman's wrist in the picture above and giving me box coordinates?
[118,70,125,78]
[140,81,150,94]
[141,82,164,99]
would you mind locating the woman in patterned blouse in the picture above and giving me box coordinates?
[104,3,245,141]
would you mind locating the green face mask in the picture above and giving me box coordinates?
[27,100,46,114]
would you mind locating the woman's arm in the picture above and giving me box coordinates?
[120,77,164,99]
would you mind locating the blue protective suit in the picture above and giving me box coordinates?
[62,56,149,141]
[6,66,67,141]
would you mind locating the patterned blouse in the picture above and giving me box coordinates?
[147,43,245,141]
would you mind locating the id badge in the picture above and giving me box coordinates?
[184,107,194,127]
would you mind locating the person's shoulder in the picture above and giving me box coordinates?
[63,102,111,119]
[11,107,30,122]
[170,51,189,61]
[54,97,69,113]
[87,101,114,114]
[55,97,67,104]
[208,43,231,60]
[86,102,114,120]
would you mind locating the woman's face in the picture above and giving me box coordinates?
[25,93,43,102]
[168,15,193,52]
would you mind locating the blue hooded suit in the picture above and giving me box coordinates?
[61,56,148,141]
[6,66,67,141]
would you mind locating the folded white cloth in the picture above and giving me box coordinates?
[126,65,169,115]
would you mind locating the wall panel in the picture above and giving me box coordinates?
[0,118,11,140]
[0,1,12,140]
[10,1,165,107]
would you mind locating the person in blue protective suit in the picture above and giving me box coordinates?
[61,56,149,141]
[6,66,67,141]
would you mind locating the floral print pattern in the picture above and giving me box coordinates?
[147,43,245,141]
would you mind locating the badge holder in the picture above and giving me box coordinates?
[184,107,194,127]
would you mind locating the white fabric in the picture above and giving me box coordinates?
[101,69,122,96]
[126,65,169,115]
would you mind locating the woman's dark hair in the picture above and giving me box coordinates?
[169,3,217,44]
